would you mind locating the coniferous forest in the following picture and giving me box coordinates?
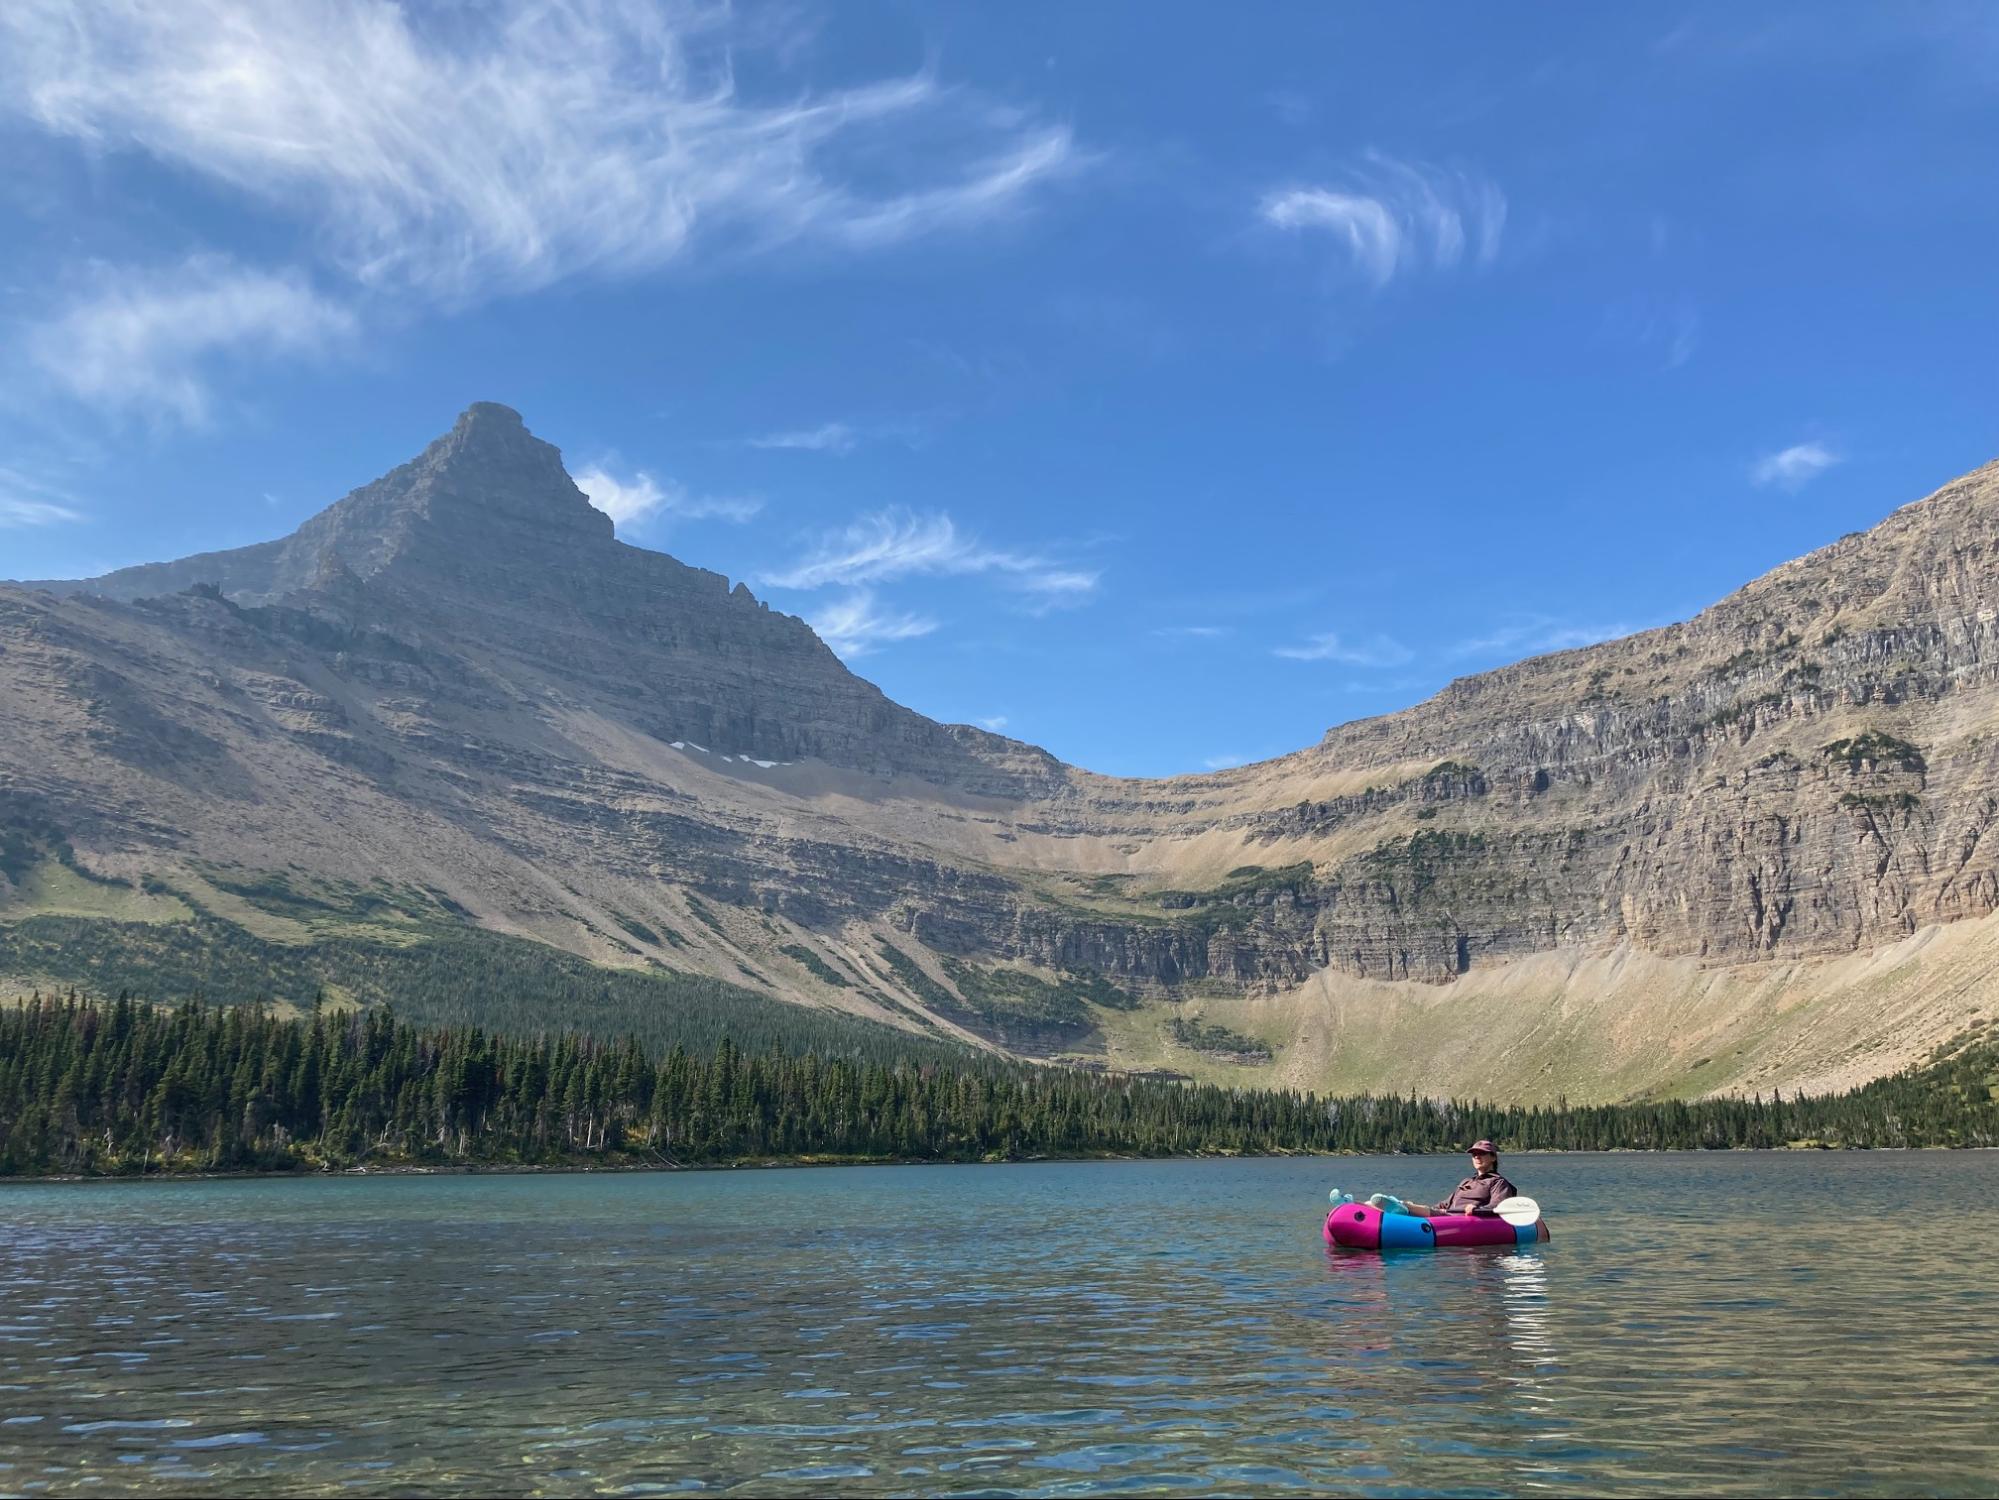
[3,994,1997,1177]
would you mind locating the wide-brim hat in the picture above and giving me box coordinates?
[1468,1138,1498,1155]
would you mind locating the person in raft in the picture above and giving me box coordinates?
[1370,1140,1516,1218]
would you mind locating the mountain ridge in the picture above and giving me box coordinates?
[7,404,1999,1103]
[22,402,616,604]
[18,402,1064,798]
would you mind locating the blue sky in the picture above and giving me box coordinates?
[4,3,1998,776]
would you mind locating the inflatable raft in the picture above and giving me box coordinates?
[1324,1201,1550,1250]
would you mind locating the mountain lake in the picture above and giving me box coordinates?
[4,1152,1996,1497]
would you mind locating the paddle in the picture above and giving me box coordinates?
[1495,1195,1542,1227]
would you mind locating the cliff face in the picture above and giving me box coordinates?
[1088,460,1999,985]
[865,458,1999,993]
[6,406,1999,1100]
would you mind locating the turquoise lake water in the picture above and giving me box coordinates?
[4,1152,1998,1496]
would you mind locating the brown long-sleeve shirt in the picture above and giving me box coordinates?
[1431,1170,1516,1216]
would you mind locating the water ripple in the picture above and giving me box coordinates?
[3,1155,1999,1495]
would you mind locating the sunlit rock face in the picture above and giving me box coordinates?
[7,408,1999,1095]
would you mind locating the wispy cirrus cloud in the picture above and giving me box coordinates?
[0,464,87,528]
[809,590,937,659]
[1,0,1082,421]
[27,258,354,425]
[573,464,759,535]
[0,499,82,527]
[746,421,858,455]
[1152,624,1230,640]
[1751,441,1842,491]
[977,714,1009,731]
[4,0,1079,298]
[1448,615,1635,661]
[1273,631,1413,667]
[742,416,936,456]
[760,508,1100,609]
[1018,569,1101,612]
[1261,154,1506,288]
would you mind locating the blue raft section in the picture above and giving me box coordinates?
[1325,1201,1552,1250]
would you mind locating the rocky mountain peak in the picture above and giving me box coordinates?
[365,401,612,544]
[426,401,559,483]
[1,402,1066,798]
[455,399,527,432]
[12,404,613,606]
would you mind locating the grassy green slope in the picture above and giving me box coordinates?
[0,906,985,1068]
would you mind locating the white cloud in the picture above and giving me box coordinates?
[671,490,762,523]
[0,498,84,528]
[575,468,665,527]
[1,1,1078,301]
[762,510,968,589]
[760,508,1098,605]
[0,465,86,528]
[1273,631,1413,667]
[1449,615,1634,661]
[977,715,1009,731]
[1016,568,1101,616]
[809,590,936,659]
[1203,753,1249,770]
[1153,624,1229,639]
[27,258,354,424]
[1262,155,1505,288]
[748,421,857,454]
[1752,442,1842,491]
[573,463,759,533]
[1265,191,1400,285]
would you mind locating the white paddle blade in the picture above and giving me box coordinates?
[1496,1195,1541,1227]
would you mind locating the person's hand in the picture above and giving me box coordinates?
[1463,1205,1478,1217]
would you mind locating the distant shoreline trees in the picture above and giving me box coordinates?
[2,994,1995,1177]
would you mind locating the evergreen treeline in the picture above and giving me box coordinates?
[3,996,1997,1177]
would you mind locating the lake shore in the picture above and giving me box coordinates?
[4,1137,1948,1186]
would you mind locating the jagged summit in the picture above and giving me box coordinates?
[15,404,613,606]
[398,401,610,535]
[458,399,525,429]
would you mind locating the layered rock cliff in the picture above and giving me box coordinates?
[6,405,1999,1100]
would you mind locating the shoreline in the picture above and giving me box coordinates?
[4,1139,1968,1187]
